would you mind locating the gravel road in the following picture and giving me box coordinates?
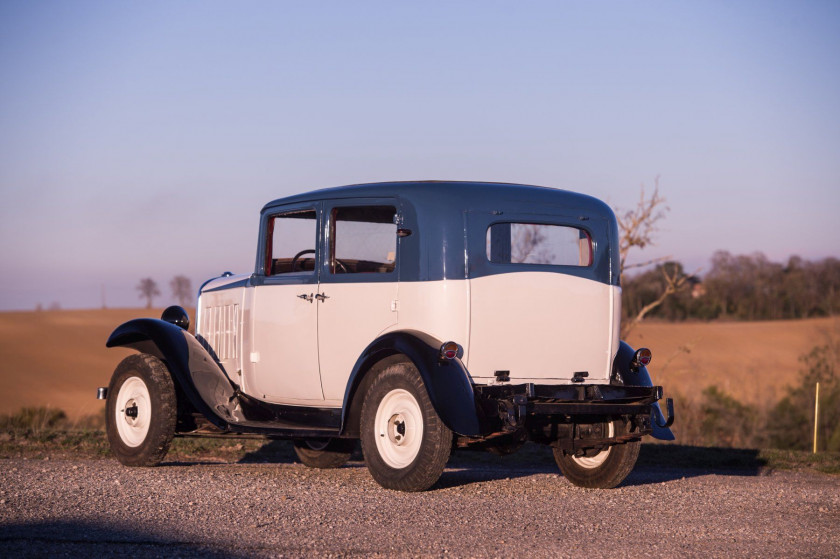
[1,447,838,558]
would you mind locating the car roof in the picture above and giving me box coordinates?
[261,180,609,214]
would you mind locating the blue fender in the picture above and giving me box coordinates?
[341,332,482,437]
[615,340,675,441]
[106,318,244,429]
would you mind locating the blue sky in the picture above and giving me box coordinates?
[1,1,838,310]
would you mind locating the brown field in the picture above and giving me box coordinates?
[0,308,170,420]
[0,309,836,420]
[627,317,839,411]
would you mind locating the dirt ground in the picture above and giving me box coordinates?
[0,308,836,419]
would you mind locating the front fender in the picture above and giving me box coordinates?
[615,340,675,441]
[342,332,481,436]
[106,319,244,429]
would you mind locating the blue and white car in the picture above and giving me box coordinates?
[101,181,674,491]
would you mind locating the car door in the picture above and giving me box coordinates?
[247,204,325,403]
[315,200,400,402]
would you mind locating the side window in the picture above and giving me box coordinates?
[486,223,592,267]
[330,206,397,274]
[266,210,317,275]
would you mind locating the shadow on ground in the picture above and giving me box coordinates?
[0,521,244,559]
[186,439,773,489]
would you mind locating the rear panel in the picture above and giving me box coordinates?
[465,210,620,384]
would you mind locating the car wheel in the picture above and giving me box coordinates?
[106,354,177,467]
[293,438,356,469]
[552,419,641,489]
[360,361,452,491]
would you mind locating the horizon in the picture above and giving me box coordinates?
[3,247,835,313]
[2,1,839,311]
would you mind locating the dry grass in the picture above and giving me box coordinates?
[626,316,839,413]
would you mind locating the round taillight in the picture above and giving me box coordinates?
[440,341,460,360]
[632,347,652,369]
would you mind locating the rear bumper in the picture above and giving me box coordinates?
[473,383,669,436]
[476,382,662,413]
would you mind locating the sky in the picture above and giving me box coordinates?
[1,1,838,311]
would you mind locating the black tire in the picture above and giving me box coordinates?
[552,419,640,489]
[360,361,452,492]
[293,438,356,469]
[106,354,177,467]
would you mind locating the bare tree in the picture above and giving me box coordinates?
[616,177,669,277]
[512,224,550,264]
[616,178,692,337]
[136,278,160,309]
[170,275,193,307]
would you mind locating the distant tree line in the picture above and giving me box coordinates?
[622,251,840,322]
[136,275,193,308]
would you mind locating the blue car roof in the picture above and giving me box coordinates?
[262,180,609,214]
[259,181,620,286]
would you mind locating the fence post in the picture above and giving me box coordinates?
[813,382,820,454]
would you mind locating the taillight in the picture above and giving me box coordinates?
[440,341,461,360]
[631,347,652,371]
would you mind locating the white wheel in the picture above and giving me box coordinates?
[570,421,614,469]
[359,361,452,491]
[373,389,424,469]
[114,376,152,448]
[553,419,641,488]
[106,354,176,467]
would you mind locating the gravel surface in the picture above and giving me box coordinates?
[1,449,838,558]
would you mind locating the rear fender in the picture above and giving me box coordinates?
[341,331,482,437]
[615,340,675,441]
[106,319,244,429]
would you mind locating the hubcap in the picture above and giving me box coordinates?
[388,414,408,443]
[114,376,151,447]
[374,389,423,469]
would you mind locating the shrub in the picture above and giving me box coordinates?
[699,386,763,448]
[0,407,68,433]
[766,344,840,451]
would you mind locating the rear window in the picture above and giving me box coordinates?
[486,223,592,267]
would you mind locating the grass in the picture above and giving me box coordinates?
[2,407,838,475]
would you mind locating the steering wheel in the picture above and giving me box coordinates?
[291,249,315,272]
[333,258,349,274]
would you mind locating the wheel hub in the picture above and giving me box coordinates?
[123,400,139,421]
[114,376,152,448]
[373,388,424,469]
[388,414,407,444]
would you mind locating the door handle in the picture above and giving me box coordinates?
[315,293,329,302]
[297,293,313,303]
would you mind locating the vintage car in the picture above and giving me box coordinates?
[100,181,674,491]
